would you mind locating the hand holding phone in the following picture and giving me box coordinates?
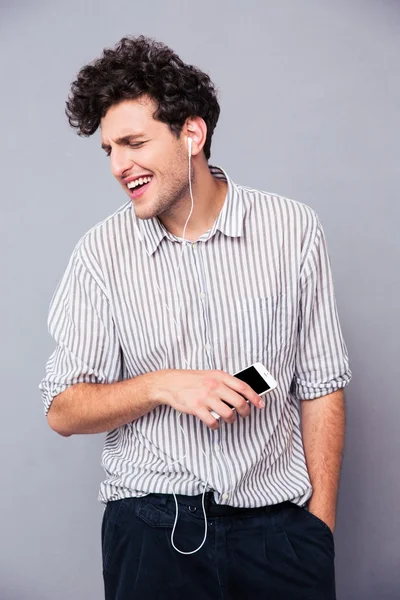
[210,362,277,420]
[153,367,268,429]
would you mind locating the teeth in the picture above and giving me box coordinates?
[127,176,152,189]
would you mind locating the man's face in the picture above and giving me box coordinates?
[101,97,190,221]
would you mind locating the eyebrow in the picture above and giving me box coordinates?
[101,134,146,151]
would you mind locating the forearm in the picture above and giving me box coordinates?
[47,372,160,436]
[301,389,346,531]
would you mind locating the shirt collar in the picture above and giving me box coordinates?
[133,165,244,256]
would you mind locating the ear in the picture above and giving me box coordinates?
[185,117,207,157]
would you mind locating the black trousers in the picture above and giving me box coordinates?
[102,492,336,600]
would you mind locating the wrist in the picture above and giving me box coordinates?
[143,369,168,407]
[307,497,336,533]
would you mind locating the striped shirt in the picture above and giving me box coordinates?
[39,166,351,507]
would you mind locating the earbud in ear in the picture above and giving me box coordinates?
[187,137,193,158]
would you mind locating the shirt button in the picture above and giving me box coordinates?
[214,444,220,452]
[221,493,229,501]
[200,291,206,299]
[205,343,212,351]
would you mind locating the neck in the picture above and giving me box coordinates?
[158,161,227,242]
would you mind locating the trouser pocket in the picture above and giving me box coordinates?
[267,502,336,597]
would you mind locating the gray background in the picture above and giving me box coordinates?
[1,0,399,598]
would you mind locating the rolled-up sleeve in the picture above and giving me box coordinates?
[39,244,122,415]
[292,217,352,400]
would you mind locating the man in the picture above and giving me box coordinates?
[40,35,351,599]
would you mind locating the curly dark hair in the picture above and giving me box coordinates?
[65,36,220,160]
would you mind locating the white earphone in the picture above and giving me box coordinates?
[133,130,212,556]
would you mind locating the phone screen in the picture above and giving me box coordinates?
[234,366,270,394]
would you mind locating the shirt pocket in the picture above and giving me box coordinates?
[232,294,289,367]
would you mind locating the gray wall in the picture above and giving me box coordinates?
[1,0,399,598]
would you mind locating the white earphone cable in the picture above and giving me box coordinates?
[136,136,212,554]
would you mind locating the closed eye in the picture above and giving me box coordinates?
[101,140,146,157]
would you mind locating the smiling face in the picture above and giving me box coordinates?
[100,96,191,221]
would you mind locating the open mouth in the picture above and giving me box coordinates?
[126,176,153,199]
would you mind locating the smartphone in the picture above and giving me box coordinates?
[210,362,277,420]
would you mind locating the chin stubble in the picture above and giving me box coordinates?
[153,169,193,220]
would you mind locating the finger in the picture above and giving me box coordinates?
[208,398,237,424]
[222,373,265,408]
[197,408,220,430]
[217,387,251,418]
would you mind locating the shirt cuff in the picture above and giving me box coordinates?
[292,370,352,400]
[39,381,70,416]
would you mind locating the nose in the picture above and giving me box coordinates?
[110,147,134,179]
